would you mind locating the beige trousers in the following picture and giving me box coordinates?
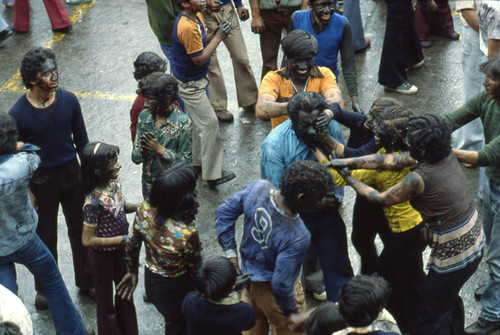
[176,76,223,180]
[242,281,305,335]
[203,3,259,110]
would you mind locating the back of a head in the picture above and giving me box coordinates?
[287,91,328,128]
[306,302,347,335]
[338,274,391,328]
[0,113,18,156]
[406,114,452,163]
[195,257,237,301]
[136,71,179,99]
[149,162,198,225]
[0,322,21,335]
[133,52,167,81]
[281,30,318,60]
[369,97,401,116]
[373,105,415,152]
[280,160,333,205]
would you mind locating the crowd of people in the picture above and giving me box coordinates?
[1,0,500,335]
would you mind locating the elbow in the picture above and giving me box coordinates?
[255,103,267,119]
[82,238,91,247]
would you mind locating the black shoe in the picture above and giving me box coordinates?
[35,292,49,310]
[215,109,234,123]
[143,293,152,303]
[0,28,13,44]
[207,170,236,189]
[446,31,460,40]
[475,284,487,300]
[465,318,500,334]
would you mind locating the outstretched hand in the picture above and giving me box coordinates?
[336,166,351,178]
[116,272,138,301]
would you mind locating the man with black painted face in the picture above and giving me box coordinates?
[9,47,94,310]
[260,91,353,303]
[289,0,361,113]
[255,30,344,129]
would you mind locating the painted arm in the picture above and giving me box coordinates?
[326,152,415,170]
[82,225,126,247]
[340,170,424,207]
[324,87,344,109]
[191,23,230,66]
[255,93,288,119]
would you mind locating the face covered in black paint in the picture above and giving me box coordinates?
[373,121,396,150]
[35,58,59,92]
[288,55,315,82]
[311,0,336,26]
[144,95,173,119]
[484,76,500,101]
[294,109,322,147]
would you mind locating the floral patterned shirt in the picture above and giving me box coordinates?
[83,178,129,252]
[131,106,192,192]
[125,200,201,277]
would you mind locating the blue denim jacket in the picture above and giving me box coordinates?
[0,151,40,256]
[260,119,345,201]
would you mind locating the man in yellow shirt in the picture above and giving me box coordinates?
[255,30,343,129]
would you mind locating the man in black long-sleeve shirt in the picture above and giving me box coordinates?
[9,47,94,310]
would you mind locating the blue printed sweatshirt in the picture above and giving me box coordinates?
[215,180,310,317]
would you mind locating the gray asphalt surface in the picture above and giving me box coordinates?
[0,0,492,334]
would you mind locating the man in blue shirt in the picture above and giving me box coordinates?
[260,91,353,303]
[9,47,94,310]
[216,160,332,334]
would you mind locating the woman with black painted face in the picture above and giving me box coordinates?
[328,114,485,334]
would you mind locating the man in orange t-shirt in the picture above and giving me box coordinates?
[255,30,343,129]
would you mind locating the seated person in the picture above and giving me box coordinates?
[306,302,346,335]
[182,257,256,335]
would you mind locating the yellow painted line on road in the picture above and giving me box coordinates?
[0,0,98,92]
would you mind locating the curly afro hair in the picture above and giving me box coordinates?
[136,72,178,99]
[287,91,328,129]
[280,160,332,205]
[407,114,452,164]
[0,113,18,156]
[133,52,167,81]
[20,47,56,89]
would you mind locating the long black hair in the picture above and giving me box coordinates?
[149,162,199,226]
[80,142,120,195]
[0,113,18,156]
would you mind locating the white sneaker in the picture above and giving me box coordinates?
[385,81,418,95]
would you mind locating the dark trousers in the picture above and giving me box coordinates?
[30,160,93,292]
[378,0,424,88]
[414,256,482,335]
[88,248,138,335]
[351,195,391,275]
[415,0,455,41]
[259,9,295,80]
[145,268,194,335]
[377,224,426,333]
[299,209,353,302]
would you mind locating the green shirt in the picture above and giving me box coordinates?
[145,0,181,46]
[443,90,500,183]
[132,106,192,191]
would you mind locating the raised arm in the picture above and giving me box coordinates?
[327,152,415,170]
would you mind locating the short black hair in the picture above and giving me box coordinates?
[281,30,318,60]
[287,91,327,129]
[0,113,18,156]
[280,160,332,205]
[80,142,120,195]
[0,321,22,335]
[407,114,452,163]
[338,274,391,328]
[20,47,56,89]
[195,257,237,301]
[133,52,167,81]
[306,302,346,335]
[149,162,199,226]
[174,0,189,9]
[481,54,500,80]
[136,72,178,99]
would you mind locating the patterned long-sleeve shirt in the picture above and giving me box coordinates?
[132,106,192,192]
[126,200,201,277]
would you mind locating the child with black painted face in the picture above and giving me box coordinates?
[80,142,139,335]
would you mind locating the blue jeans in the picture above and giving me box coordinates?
[0,235,86,335]
[0,14,9,31]
[299,209,353,302]
[480,178,500,321]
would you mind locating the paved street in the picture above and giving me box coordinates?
[0,0,491,333]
